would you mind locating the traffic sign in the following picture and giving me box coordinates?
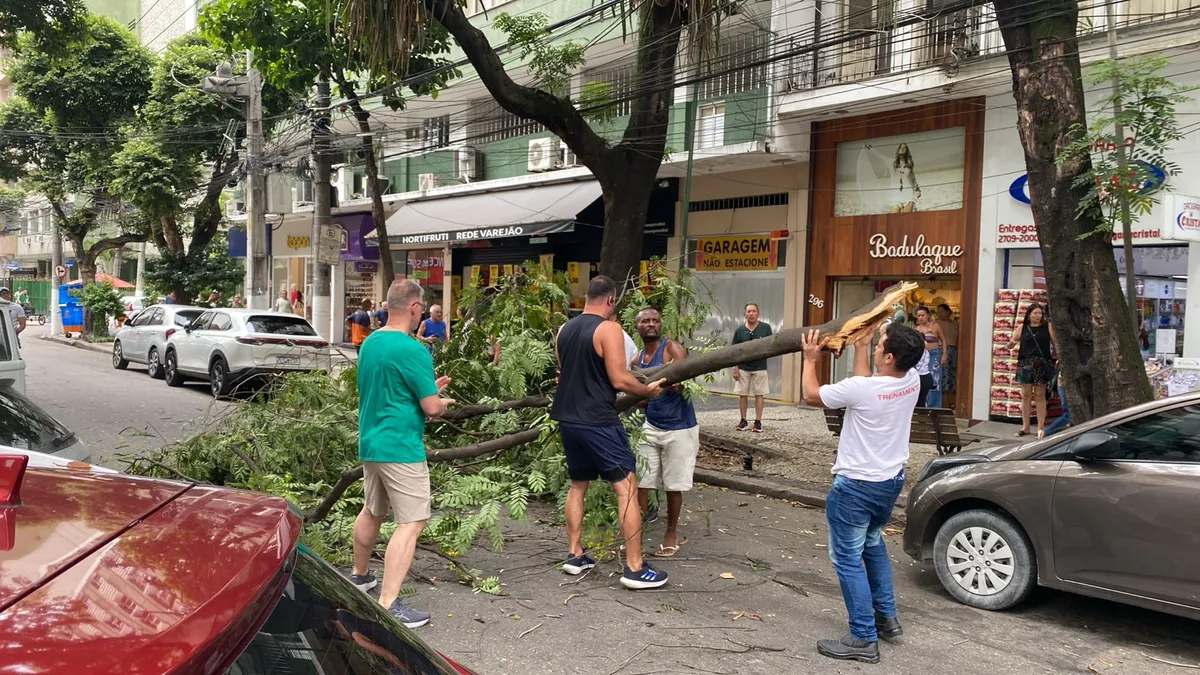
[54,265,67,279]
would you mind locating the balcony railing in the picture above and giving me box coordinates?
[779,0,1200,94]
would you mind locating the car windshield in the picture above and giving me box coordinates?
[245,315,317,337]
[224,545,464,675]
[0,385,72,453]
[174,309,203,327]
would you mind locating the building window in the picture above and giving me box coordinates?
[582,58,636,118]
[695,102,726,149]
[695,30,769,100]
[422,115,450,150]
[469,98,541,144]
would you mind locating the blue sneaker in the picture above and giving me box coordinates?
[562,552,596,575]
[388,598,431,629]
[349,571,377,593]
[621,562,669,590]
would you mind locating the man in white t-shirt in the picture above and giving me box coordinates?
[800,321,925,665]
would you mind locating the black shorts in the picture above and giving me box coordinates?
[559,421,636,483]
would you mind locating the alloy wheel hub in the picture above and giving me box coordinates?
[945,526,1015,596]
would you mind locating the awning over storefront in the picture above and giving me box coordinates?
[382,180,601,247]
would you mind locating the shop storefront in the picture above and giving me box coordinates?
[381,177,677,315]
[806,99,986,417]
[335,213,380,341]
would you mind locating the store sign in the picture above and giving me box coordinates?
[694,235,778,271]
[1008,162,1166,205]
[868,233,963,274]
[1164,194,1200,242]
[397,220,574,247]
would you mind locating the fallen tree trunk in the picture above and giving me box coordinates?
[301,282,914,524]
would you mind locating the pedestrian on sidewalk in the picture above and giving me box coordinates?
[914,348,933,407]
[552,275,669,590]
[732,302,772,433]
[417,304,447,344]
[914,306,947,408]
[633,307,698,557]
[347,298,374,350]
[1,287,26,349]
[1044,370,1071,435]
[801,321,925,664]
[349,279,455,629]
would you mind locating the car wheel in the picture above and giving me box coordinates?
[112,341,129,370]
[164,350,184,387]
[146,347,163,379]
[933,509,1037,611]
[209,357,231,399]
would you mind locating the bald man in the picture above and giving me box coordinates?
[417,304,447,343]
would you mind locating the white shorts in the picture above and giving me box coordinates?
[733,369,769,397]
[636,424,700,492]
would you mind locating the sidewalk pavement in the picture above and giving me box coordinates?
[399,485,1197,675]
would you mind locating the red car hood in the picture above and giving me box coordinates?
[0,468,301,674]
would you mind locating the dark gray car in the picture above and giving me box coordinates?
[903,392,1200,620]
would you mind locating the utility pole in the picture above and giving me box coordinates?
[134,242,146,299]
[1105,3,1138,332]
[202,54,268,309]
[245,52,269,310]
[311,76,333,340]
[50,218,63,336]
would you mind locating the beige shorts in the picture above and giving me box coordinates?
[733,369,769,397]
[363,461,432,524]
[637,424,700,492]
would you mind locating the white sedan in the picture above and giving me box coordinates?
[112,304,205,378]
[163,309,332,398]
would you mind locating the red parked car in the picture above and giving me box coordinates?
[0,455,478,674]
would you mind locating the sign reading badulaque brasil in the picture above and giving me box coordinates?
[868,233,963,274]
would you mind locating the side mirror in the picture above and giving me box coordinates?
[184,325,193,334]
[1070,430,1118,461]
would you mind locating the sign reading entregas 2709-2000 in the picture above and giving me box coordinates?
[694,235,779,271]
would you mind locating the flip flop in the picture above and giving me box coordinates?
[653,538,688,557]
[1015,429,1029,438]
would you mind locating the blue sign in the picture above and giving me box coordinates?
[1009,162,1167,204]
[3,262,18,271]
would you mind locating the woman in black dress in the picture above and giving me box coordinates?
[1008,303,1057,438]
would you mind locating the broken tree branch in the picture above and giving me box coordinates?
[441,395,551,422]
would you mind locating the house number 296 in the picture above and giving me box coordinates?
[808,294,824,309]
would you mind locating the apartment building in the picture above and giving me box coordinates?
[772,0,1200,416]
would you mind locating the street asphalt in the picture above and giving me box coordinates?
[22,323,226,469]
[19,324,1200,673]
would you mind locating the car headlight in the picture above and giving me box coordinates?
[915,454,990,484]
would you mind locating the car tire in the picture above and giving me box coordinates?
[112,341,129,370]
[209,356,232,399]
[146,347,163,379]
[164,350,184,387]
[933,509,1037,612]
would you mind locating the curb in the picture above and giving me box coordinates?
[693,466,908,512]
[38,334,113,355]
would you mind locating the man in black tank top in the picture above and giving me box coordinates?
[551,275,669,590]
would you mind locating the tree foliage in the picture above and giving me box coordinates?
[1059,54,1196,236]
[0,0,85,50]
[77,280,124,336]
[143,231,246,302]
[0,13,153,307]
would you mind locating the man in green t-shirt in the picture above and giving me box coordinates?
[732,302,773,432]
[349,279,455,629]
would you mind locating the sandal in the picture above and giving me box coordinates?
[653,538,688,558]
[1015,429,1029,438]
[1037,429,1045,439]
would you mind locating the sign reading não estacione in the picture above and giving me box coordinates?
[868,233,963,274]
[695,234,778,271]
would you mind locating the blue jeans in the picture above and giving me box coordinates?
[826,471,906,641]
[1045,385,1071,434]
[925,347,943,408]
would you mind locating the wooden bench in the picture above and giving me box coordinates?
[824,407,984,456]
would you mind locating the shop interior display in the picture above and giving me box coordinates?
[988,288,1064,422]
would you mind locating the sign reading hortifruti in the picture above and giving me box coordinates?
[694,235,779,271]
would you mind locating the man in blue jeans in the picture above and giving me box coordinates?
[801,321,925,664]
[1044,372,1071,435]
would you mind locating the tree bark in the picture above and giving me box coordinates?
[420,0,684,286]
[993,0,1153,420]
[337,76,396,286]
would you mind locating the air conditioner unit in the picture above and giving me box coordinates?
[418,173,440,191]
[456,146,480,181]
[224,199,245,218]
[561,145,579,168]
[528,137,561,172]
